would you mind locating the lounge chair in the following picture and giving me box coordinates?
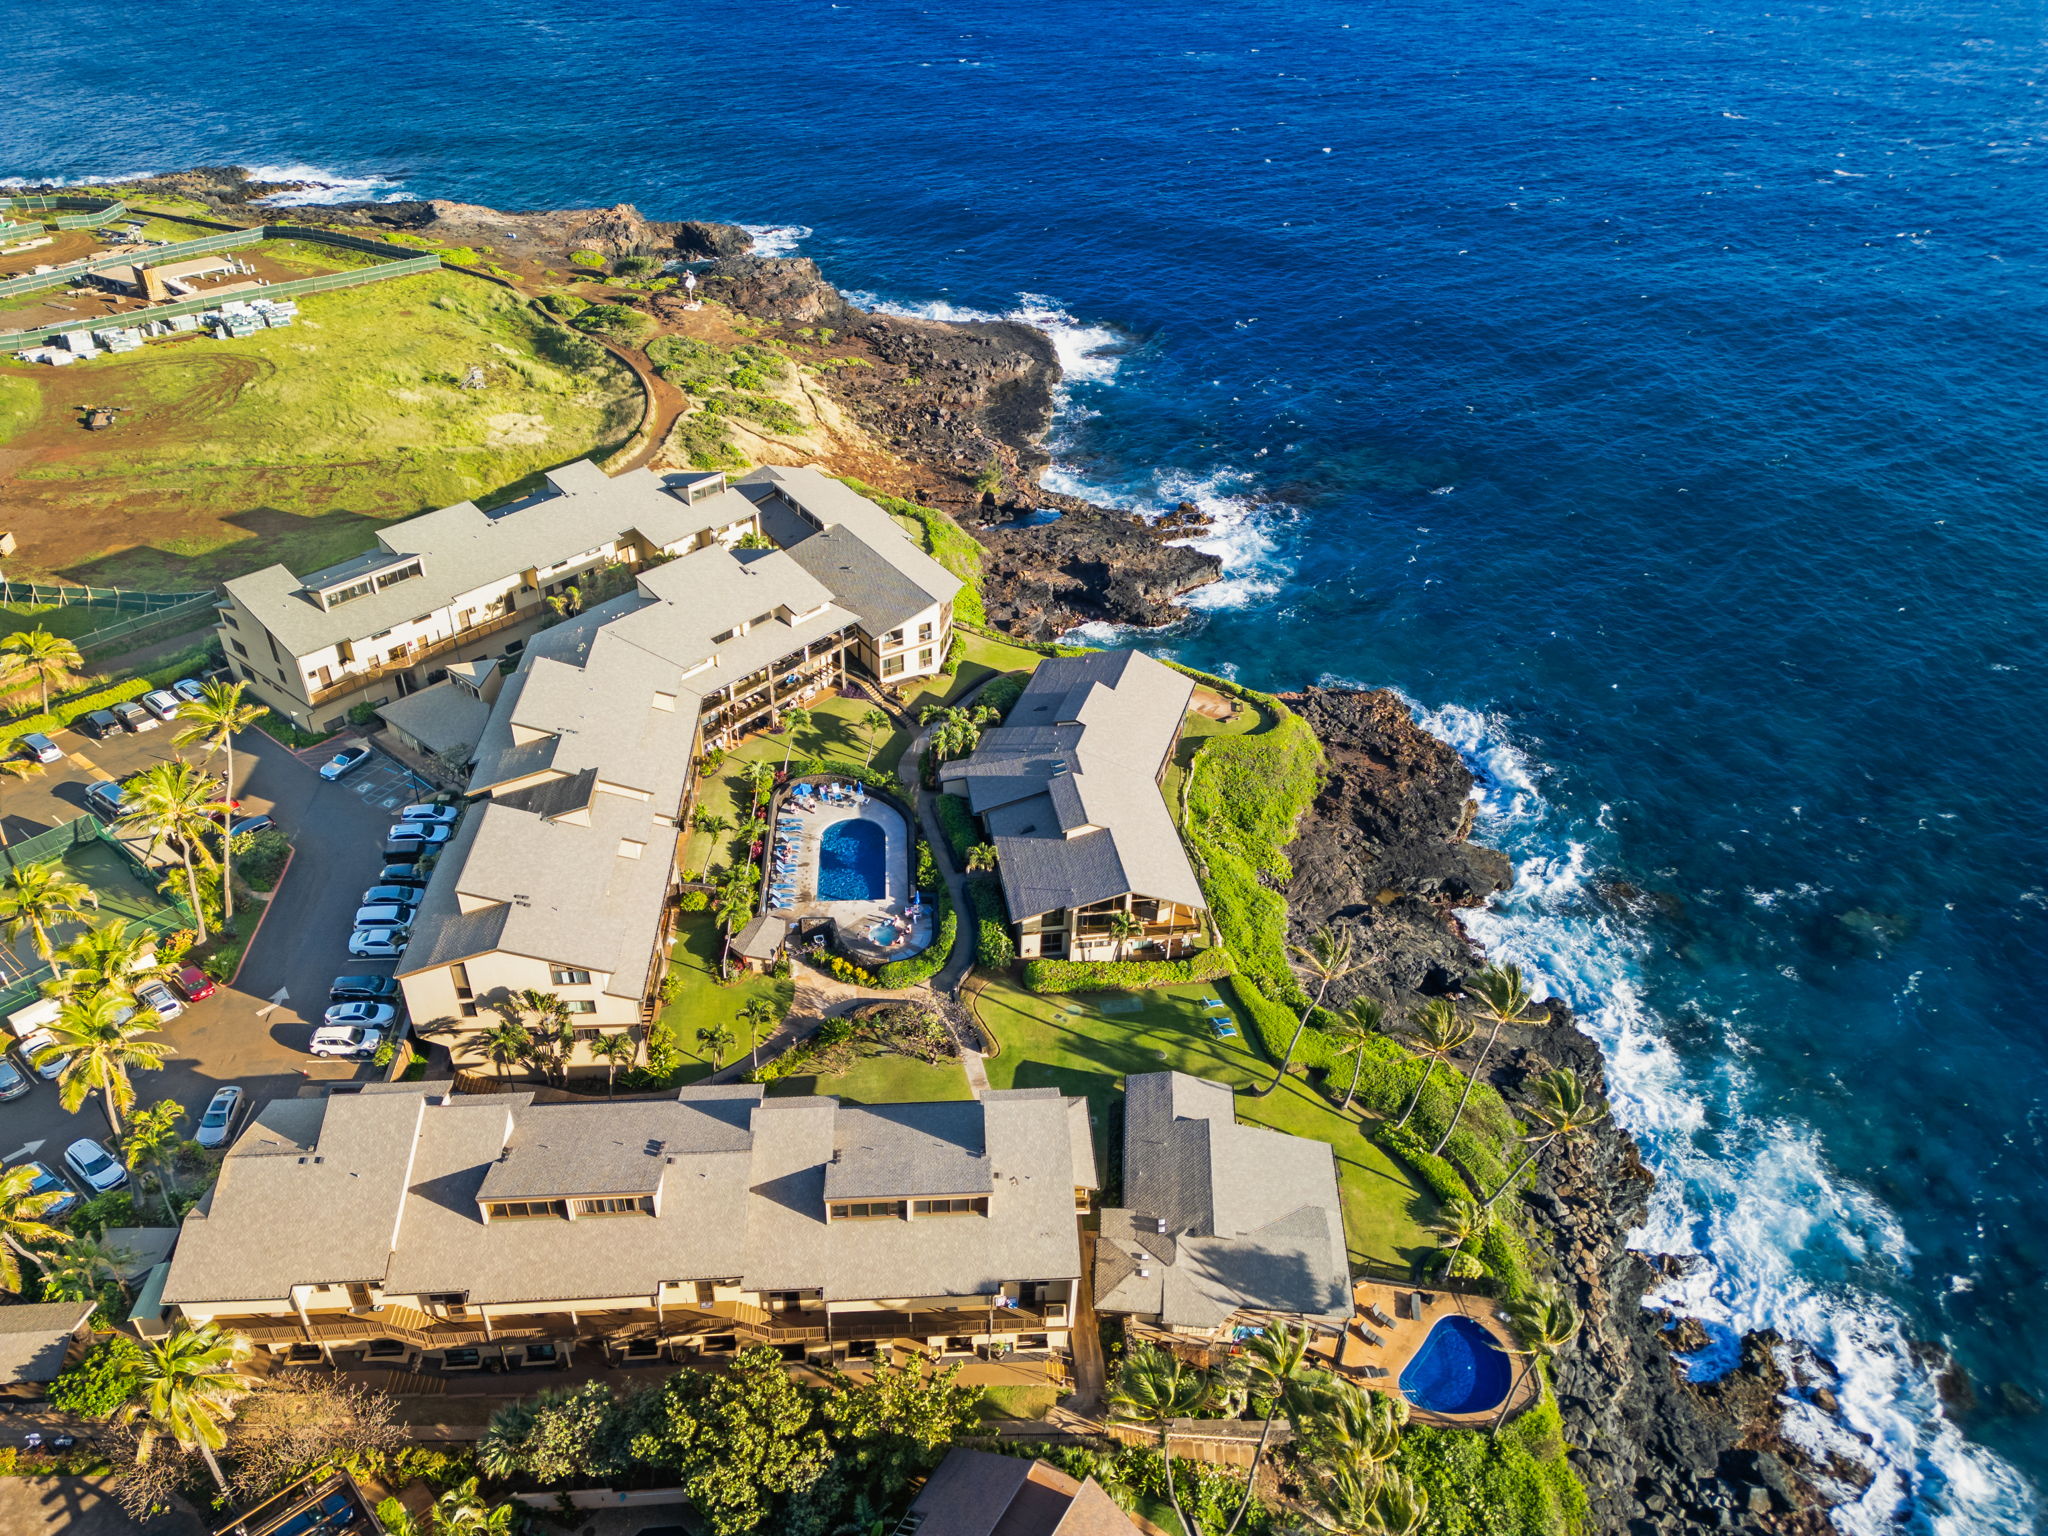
[1356,1325,1384,1347]
[1366,1304,1394,1328]
[1359,1364,1388,1380]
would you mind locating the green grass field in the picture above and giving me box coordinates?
[0,267,638,587]
[654,914,795,1081]
[974,977,1439,1273]
[764,1047,971,1104]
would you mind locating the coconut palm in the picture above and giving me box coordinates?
[740,995,779,1071]
[1325,996,1385,1113]
[1260,926,1360,1097]
[1431,963,1549,1157]
[860,707,890,765]
[1302,1375,1409,1475]
[0,757,44,848]
[1,627,81,714]
[779,705,813,772]
[1396,997,1473,1130]
[1494,1287,1582,1436]
[481,1019,528,1081]
[696,1023,735,1067]
[429,1478,517,1536]
[1481,1067,1608,1214]
[587,1031,636,1097]
[40,1232,136,1304]
[1300,1459,1428,1536]
[172,680,263,932]
[120,1099,188,1220]
[0,1163,68,1293]
[965,842,999,875]
[48,917,174,1003]
[1103,909,1143,963]
[44,987,171,1134]
[1222,1322,1329,1536]
[122,759,228,944]
[1107,1341,1216,1536]
[1426,1196,1490,1279]
[0,857,92,961]
[121,1321,255,1494]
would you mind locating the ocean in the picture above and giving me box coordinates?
[5,0,2044,1526]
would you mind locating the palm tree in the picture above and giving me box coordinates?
[1103,909,1143,963]
[1431,963,1549,1157]
[1222,1323,1328,1536]
[120,1099,187,1220]
[1396,997,1473,1130]
[120,1322,255,1494]
[1425,1196,1489,1279]
[691,809,729,839]
[1303,1376,1409,1475]
[172,680,263,932]
[481,1019,528,1081]
[860,707,890,765]
[41,1232,136,1304]
[1,627,81,714]
[740,995,779,1071]
[1106,1341,1216,1536]
[0,1163,68,1292]
[1481,1067,1608,1214]
[1260,926,1360,1097]
[697,1023,735,1067]
[49,917,174,1003]
[779,705,814,772]
[44,987,171,1134]
[0,757,44,848]
[741,760,777,817]
[373,1498,427,1536]
[1301,1457,1427,1536]
[1325,996,1385,1113]
[430,1478,517,1536]
[123,759,227,944]
[0,857,91,961]
[965,843,999,875]
[587,1031,636,1096]
[1494,1287,1582,1436]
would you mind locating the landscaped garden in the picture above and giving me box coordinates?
[647,913,796,1083]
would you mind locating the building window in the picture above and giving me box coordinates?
[918,648,934,669]
[918,622,934,642]
[828,1201,907,1221]
[228,637,248,658]
[882,654,906,679]
[562,1000,598,1015]
[458,1001,479,1018]
[574,1196,652,1217]
[550,967,591,986]
[450,963,472,999]
[911,1197,986,1216]
[485,1200,563,1220]
[882,628,904,647]
[571,1025,608,1043]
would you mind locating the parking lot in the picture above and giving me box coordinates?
[0,717,441,1189]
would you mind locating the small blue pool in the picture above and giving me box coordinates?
[1399,1314,1513,1415]
[816,817,888,901]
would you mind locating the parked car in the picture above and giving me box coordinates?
[135,978,183,1021]
[141,689,183,723]
[175,964,216,1002]
[376,865,427,887]
[194,1086,243,1149]
[23,1161,77,1218]
[397,803,461,826]
[0,1056,30,1103]
[385,822,453,847]
[229,813,276,838]
[352,904,413,930]
[109,700,155,733]
[64,1138,127,1194]
[348,928,408,959]
[82,779,124,819]
[77,710,120,742]
[330,974,401,1005]
[362,885,424,909]
[171,678,208,704]
[15,1027,70,1083]
[310,1025,383,1059]
[325,1001,397,1029]
[319,746,373,782]
[16,733,60,764]
[379,842,425,866]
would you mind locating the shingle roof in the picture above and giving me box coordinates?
[0,1301,91,1385]
[1094,1072,1350,1328]
[737,465,961,617]
[907,1448,1140,1536]
[376,681,492,758]
[942,651,1204,918]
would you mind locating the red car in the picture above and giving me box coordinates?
[176,965,217,1002]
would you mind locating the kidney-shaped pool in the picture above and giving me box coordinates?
[1398,1313,1514,1415]
[817,816,889,902]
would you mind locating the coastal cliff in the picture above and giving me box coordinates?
[1280,686,1839,1535]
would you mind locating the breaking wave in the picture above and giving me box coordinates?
[740,222,811,257]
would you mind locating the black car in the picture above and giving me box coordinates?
[377,864,427,887]
[330,974,401,1004]
[381,841,425,865]
[78,709,121,741]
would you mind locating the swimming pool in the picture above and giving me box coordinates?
[816,818,888,901]
[1398,1314,1513,1415]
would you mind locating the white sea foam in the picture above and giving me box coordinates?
[0,166,166,189]
[741,222,811,257]
[1411,698,2039,1536]
[243,164,412,205]
[846,288,1124,392]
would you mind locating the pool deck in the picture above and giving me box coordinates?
[767,794,932,963]
[1319,1279,1537,1428]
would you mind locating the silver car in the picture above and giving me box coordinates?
[194,1086,243,1149]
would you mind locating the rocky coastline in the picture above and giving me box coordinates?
[1280,686,1844,1535]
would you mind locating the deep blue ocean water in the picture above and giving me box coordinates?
[6,0,2046,1526]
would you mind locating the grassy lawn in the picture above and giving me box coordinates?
[898,631,1045,718]
[0,602,121,641]
[765,1047,971,1104]
[977,1384,1057,1422]
[0,267,638,587]
[974,977,1438,1274]
[1162,684,1266,813]
[653,914,795,1081]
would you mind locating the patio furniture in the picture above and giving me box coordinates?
[1359,1364,1388,1380]
[1356,1325,1384,1347]
[1366,1303,1394,1328]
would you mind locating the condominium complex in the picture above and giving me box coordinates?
[159,1083,1096,1375]
[940,650,1209,961]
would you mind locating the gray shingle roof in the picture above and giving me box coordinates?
[942,651,1204,918]
[376,681,492,758]
[0,1301,91,1385]
[825,1102,993,1200]
[1094,1072,1350,1329]
[907,1448,1141,1536]
[737,465,962,616]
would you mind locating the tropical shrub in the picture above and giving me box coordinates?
[46,1336,146,1418]
[1022,948,1233,993]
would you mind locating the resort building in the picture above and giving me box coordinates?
[940,650,1208,961]
[903,1447,1141,1536]
[1093,1072,1351,1345]
[0,1301,94,1400]
[159,1083,1096,1377]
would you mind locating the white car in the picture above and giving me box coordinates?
[141,689,183,723]
[15,1028,71,1083]
[310,1025,383,1058]
[397,804,461,826]
[64,1137,127,1194]
[353,904,412,930]
[348,928,408,959]
[324,1001,396,1029]
[171,678,208,704]
[135,978,183,1021]
[319,746,372,782]
[194,1085,243,1149]
[386,821,454,847]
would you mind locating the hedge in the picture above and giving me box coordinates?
[1022,947,1233,994]
[969,873,1013,966]
[873,878,957,989]
[977,671,1029,718]
[0,676,152,753]
[788,757,898,795]
[932,792,979,865]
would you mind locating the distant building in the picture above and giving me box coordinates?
[903,1447,1142,1535]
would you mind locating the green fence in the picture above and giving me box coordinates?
[73,594,223,656]
[0,221,431,303]
[0,194,127,232]
[0,580,212,613]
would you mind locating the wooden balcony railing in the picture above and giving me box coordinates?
[307,606,529,705]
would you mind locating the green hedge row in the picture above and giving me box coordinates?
[788,757,898,795]
[1021,947,1233,994]
[0,676,152,753]
[968,874,1013,966]
[976,671,1029,718]
[873,878,957,990]
[932,792,979,865]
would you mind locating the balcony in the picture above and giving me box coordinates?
[306,605,530,705]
